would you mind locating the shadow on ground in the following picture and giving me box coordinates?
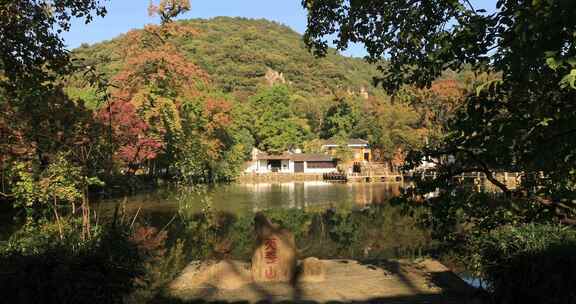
[154,258,480,304]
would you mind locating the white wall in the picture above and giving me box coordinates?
[281,160,292,173]
[244,160,258,173]
[246,159,339,174]
[244,160,294,173]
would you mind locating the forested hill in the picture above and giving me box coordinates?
[71,17,382,100]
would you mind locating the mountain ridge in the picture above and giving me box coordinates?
[70,16,384,102]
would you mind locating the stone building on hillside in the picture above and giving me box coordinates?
[320,138,375,174]
[321,138,371,163]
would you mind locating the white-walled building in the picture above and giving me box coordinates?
[244,149,338,174]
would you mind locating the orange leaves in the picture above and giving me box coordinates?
[204,97,232,132]
[113,16,206,102]
[113,46,207,100]
[200,97,233,160]
[430,79,463,101]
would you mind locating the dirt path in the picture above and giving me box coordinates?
[159,258,474,303]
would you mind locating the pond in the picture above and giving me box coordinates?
[3,181,479,287]
[87,181,439,262]
[0,182,403,241]
[2,181,438,263]
[93,181,404,217]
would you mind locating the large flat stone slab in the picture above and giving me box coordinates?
[162,258,473,303]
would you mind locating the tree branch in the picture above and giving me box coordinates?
[0,191,14,198]
[463,0,476,12]
[421,147,512,196]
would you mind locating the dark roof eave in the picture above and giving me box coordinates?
[256,153,335,162]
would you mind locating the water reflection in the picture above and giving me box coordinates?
[216,181,403,212]
[94,182,404,217]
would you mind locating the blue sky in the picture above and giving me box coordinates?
[62,0,496,57]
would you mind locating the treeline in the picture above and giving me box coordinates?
[0,17,481,210]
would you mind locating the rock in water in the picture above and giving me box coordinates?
[251,213,297,282]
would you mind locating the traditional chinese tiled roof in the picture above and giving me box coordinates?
[290,153,334,162]
[255,152,334,161]
[255,152,292,160]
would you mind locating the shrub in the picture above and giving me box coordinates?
[0,219,142,304]
[472,224,576,304]
[126,225,186,304]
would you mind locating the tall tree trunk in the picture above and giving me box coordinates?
[53,197,63,240]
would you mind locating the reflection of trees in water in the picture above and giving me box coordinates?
[352,183,403,206]
[239,182,405,210]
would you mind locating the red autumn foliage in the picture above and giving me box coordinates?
[129,224,168,260]
[96,100,163,167]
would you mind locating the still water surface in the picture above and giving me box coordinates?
[1,182,403,240]
[95,181,403,217]
[2,181,480,287]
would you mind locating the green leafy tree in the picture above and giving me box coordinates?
[357,97,424,164]
[175,95,250,183]
[0,1,109,218]
[250,85,311,153]
[304,0,576,221]
[0,0,107,93]
[320,96,360,139]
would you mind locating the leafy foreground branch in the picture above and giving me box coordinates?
[304,0,576,219]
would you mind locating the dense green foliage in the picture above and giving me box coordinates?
[304,0,576,215]
[470,224,576,304]
[0,218,141,304]
[0,214,190,304]
[71,17,382,100]
[305,1,576,300]
[249,85,312,152]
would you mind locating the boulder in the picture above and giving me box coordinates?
[168,260,252,291]
[298,257,326,282]
[251,213,297,282]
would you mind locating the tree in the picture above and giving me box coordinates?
[250,85,311,153]
[357,97,424,165]
[98,1,208,178]
[148,0,191,24]
[304,0,576,219]
[95,100,162,174]
[0,0,108,220]
[0,0,107,91]
[320,96,360,139]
